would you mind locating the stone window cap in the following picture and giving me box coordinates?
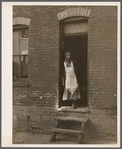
[13,17,31,26]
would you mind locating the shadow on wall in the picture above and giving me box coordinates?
[85,118,117,141]
[85,119,100,139]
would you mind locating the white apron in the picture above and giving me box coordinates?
[64,61,78,95]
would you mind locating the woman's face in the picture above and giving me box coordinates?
[66,53,71,60]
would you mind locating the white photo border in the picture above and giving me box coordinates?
[2,2,120,147]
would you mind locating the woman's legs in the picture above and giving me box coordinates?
[71,87,81,109]
[72,100,77,109]
[71,90,77,109]
[63,88,79,108]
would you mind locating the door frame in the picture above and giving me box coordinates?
[59,16,89,108]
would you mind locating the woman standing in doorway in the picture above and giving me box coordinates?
[62,51,81,109]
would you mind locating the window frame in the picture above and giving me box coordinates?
[13,25,29,81]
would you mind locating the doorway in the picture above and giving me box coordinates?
[59,18,88,108]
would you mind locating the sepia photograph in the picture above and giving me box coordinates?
[2,2,120,147]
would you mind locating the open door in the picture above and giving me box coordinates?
[59,17,88,108]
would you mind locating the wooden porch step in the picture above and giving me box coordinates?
[51,128,84,134]
[54,116,88,123]
[50,116,89,143]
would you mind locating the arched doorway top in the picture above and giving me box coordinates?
[57,7,91,21]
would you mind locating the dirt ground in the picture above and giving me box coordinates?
[13,132,117,144]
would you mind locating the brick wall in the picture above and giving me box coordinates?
[13,6,117,141]
[88,6,117,109]
[87,6,117,140]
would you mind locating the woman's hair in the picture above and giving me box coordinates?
[64,51,72,58]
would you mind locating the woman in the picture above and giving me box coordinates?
[62,51,81,109]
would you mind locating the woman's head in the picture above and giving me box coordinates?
[64,51,71,60]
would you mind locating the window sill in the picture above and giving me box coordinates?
[57,107,90,113]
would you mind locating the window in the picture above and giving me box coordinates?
[13,26,28,79]
[64,22,88,35]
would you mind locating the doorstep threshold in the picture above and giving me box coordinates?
[57,107,90,113]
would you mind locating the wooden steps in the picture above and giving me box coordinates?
[57,107,90,113]
[51,128,84,134]
[54,116,88,123]
[50,116,89,144]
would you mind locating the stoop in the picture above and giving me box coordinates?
[50,107,90,144]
